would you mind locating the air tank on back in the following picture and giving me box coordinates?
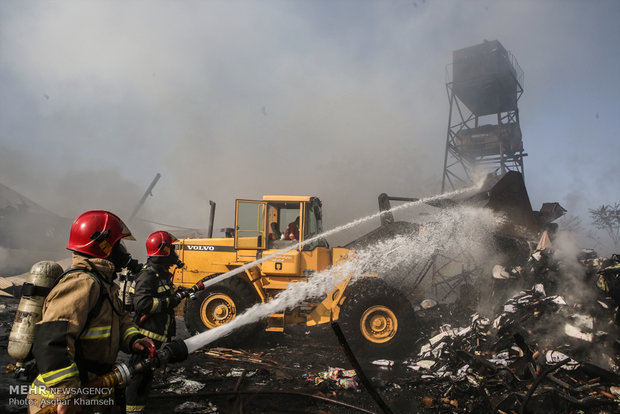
[8,261,63,367]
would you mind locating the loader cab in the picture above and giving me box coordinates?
[234,196,328,251]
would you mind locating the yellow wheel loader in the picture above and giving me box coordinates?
[173,196,417,357]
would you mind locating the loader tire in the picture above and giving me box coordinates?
[338,278,418,360]
[184,277,260,347]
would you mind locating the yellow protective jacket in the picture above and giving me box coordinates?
[27,254,142,410]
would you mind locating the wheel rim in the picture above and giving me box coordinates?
[200,293,237,329]
[360,305,398,343]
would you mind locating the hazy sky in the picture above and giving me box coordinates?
[1,1,619,251]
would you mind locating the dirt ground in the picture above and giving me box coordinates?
[2,295,618,414]
[0,297,455,414]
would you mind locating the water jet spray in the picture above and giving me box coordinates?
[181,199,499,353]
[184,183,484,295]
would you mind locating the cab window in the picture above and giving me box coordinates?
[303,200,329,250]
[236,200,266,249]
[280,205,301,238]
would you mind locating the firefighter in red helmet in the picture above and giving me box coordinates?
[126,230,185,413]
[27,210,153,413]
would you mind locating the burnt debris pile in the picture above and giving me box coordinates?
[394,264,620,413]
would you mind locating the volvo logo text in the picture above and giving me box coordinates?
[186,245,215,251]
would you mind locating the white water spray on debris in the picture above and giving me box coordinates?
[184,205,499,353]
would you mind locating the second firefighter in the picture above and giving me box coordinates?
[132,231,184,343]
[126,230,185,413]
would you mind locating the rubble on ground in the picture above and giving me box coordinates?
[395,281,619,413]
[1,251,619,413]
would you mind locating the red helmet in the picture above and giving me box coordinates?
[66,210,134,258]
[146,231,177,257]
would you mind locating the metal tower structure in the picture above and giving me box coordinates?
[431,41,525,303]
[441,40,525,193]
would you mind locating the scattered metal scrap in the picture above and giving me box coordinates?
[2,241,619,413]
[396,282,620,413]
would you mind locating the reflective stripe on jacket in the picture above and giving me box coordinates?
[27,254,142,410]
[133,261,177,344]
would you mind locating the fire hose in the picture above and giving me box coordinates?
[174,280,205,302]
[35,339,189,414]
[138,282,206,325]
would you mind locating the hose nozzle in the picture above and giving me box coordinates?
[175,281,205,301]
[159,338,189,364]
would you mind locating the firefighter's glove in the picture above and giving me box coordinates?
[168,294,182,308]
[132,337,155,354]
[175,286,192,301]
[143,340,157,358]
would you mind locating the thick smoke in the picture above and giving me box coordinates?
[1,1,619,273]
[552,230,597,303]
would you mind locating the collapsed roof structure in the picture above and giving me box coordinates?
[0,183,70,275]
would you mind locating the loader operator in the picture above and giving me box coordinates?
[27,210,154,414]
[285,216,300,241]
[126,230,184,413]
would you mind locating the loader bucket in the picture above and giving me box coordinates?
[439,171,541,240]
